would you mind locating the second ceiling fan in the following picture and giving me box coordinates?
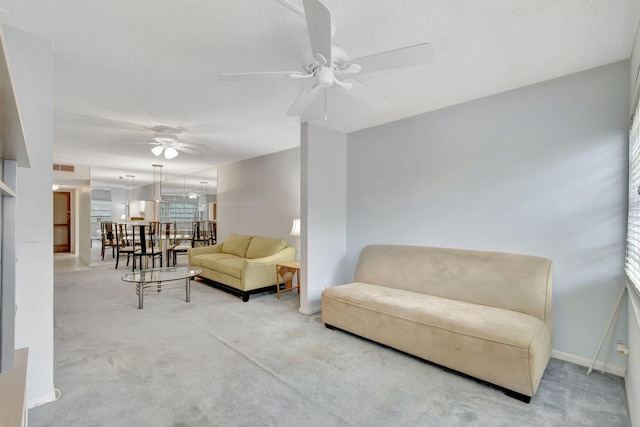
[219,0,436,118]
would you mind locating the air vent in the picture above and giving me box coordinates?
[53,164,75,172]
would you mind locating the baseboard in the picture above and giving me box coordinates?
[299,303,321,316]
[551,350,626,377]
[27,389,57,409]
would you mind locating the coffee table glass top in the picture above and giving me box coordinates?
[121,266,202,283]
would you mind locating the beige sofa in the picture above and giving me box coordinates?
[188,234,295,301]
[321,244,553,402]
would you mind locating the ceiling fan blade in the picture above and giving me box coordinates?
[302,0,332,64]
[338,79,392,111]
[219,71,307,81]
[177,145,198,155]
[343,43,436,74]
[277,0,305,18]
[286,85,321,117]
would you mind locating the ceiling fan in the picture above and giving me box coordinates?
[151,132,181,159]
[146,125,207,159]
[219,0,436,118]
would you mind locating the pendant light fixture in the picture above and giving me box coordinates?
[152,164,163,202]
[199,181,208,220]
[125,174,135,219]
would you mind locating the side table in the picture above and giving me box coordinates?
[275,261,300,304]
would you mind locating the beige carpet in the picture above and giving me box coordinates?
[30,262,630,426]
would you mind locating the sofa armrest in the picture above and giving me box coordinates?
[187,243,223,263]
[242,247,296,289]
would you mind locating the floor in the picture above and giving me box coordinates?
[55,244,189,274]
[31,263,631,426]
[53,252,91,273]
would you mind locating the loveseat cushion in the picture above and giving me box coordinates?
[213,257,246,279]
[245,236,287,259]
[222,234,253,257]
[190,253,238,271]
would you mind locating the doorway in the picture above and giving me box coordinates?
[53,191,71,253]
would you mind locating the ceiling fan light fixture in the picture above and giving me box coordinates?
[153,134,177,144]
[164,146,179,159]
[218,0,434,118]
[151,145,164,156]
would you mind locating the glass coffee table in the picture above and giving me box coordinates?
[121,266,202,309]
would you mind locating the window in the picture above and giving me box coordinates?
[626,102,640,293]
[167,202,198,222]
[90,190,112,222]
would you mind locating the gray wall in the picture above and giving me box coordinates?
[77,182,92,266]
[345,61,629,369]
[626,22,640,426]
[217,147,300,249]
[301,124,348,314]
[4,25,56,406]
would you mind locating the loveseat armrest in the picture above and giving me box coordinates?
[242,247,296,290]
[187,243,223,263]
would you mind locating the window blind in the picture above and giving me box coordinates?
[626,102,640,293]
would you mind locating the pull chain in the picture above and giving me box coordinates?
[324,89,328,121]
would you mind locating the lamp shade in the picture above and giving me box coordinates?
[290,218,301,236]
[151,145,164,156]
[164,146,179,159]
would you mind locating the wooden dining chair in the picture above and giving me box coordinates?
[131,222,163,270]
[115,223,135,269]
[101,221,118,260]
[208,220,217,245]
[160,222,177,265]
[168,223,192,266]
[192,221,212,247]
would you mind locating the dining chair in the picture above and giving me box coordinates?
[160,221,177,265]
[101,221,118,260]
[115,223,135,269]
[192,221,212,247]
[131,221,163,270]
[208,220,217,245]
[168,223,193,266]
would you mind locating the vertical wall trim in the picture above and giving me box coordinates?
[0,160,17,372]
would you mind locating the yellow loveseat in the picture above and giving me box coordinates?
[188,234,295,301]
[322,244,553,402]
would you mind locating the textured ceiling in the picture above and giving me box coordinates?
[0,0,638,194]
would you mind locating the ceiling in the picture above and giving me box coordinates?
[0,0,639,195]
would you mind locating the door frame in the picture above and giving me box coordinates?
[53,190,71,253]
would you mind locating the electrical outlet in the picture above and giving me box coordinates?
[617,340,629,356]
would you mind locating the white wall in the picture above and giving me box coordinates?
[77,182,91,266]
[627,284,639,425]
[301,123,348,314]
[631,17,640,114]
[627,18,640,427]
[346,61,629,372]
[4,26,56,406]
[110,187,126,221]
[217,147,300,248]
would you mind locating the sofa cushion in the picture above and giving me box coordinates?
[354,245,552,319]
[245,236,287,259]
[322,282,545,349]
[213,257,246,279]
[191,253,238,271]
[222,234,253,257]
